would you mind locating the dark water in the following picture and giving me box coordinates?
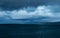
[0,24,60,38]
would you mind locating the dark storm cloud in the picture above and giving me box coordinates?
[0,0,46,10]
[0,0,60,24]
[0,5,60,23]
[48,0,60,5]
[0,0,60,10]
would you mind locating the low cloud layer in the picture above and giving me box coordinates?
[0,5,60,23]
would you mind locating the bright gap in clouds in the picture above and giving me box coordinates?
[0,5,60,23]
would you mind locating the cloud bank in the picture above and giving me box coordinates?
[0,5,60,23]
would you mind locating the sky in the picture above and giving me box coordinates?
[0,0,60,24]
